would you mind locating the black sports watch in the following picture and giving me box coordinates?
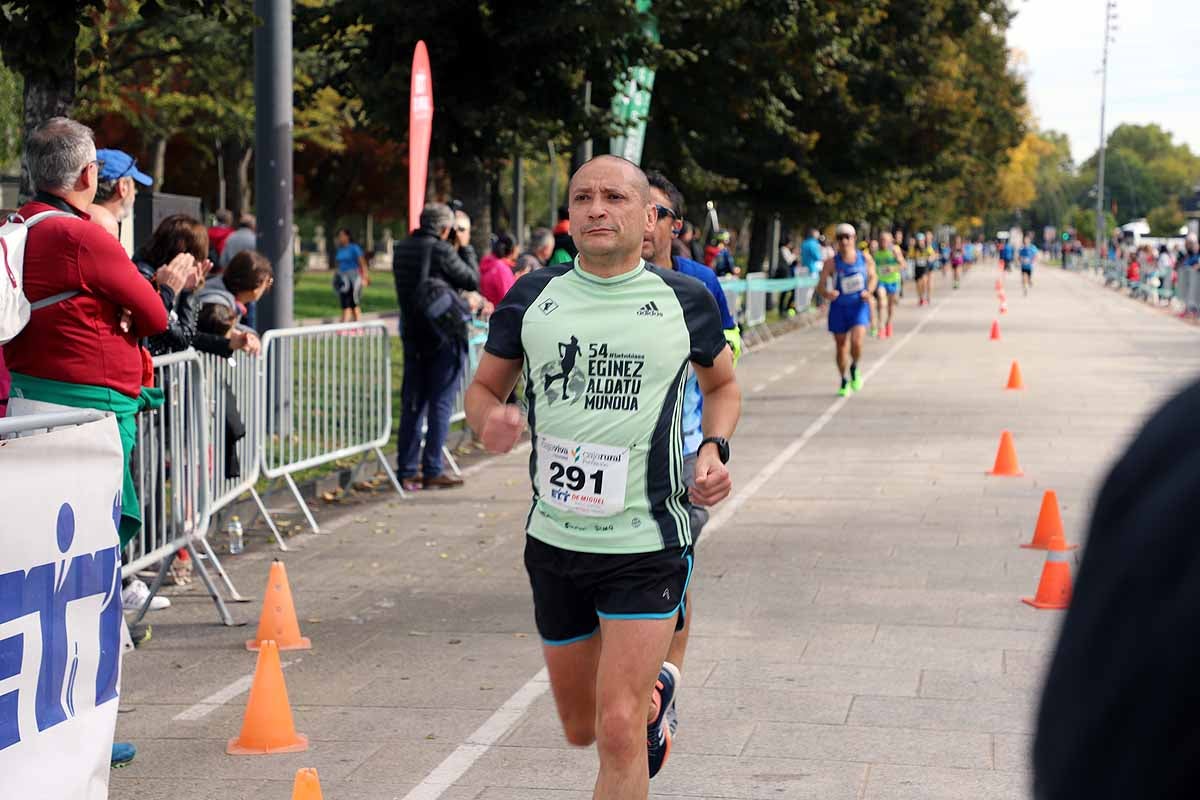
[699,436,730,464]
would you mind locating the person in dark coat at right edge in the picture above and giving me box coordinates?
[1033,377,1200,799]
[392,202,479,491]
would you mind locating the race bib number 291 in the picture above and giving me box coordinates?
[536,434,629,517]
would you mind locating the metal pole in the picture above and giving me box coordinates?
[512,155,525,243]
[1095,0,1115,257]
[574,81,593,170]
[253,0,294,332]
[547,141,558,227]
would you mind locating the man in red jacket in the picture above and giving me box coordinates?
[4,117,168,545]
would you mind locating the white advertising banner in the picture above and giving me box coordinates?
[0,415,125,799]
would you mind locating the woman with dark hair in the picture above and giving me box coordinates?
[133,214,212,355]
[195,249,275,355]
[479,232,518,305]
[333,227,369,322]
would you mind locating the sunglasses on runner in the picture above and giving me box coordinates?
[837,233,854,241]
[653,204,679,222]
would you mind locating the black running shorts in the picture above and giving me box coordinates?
[523,535,693,646]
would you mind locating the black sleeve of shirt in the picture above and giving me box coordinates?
[652,266,728,367]
[484,264,570,360]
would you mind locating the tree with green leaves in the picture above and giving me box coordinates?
[313,0,659,248]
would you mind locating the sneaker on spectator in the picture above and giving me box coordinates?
[122,579,170,612]
[110,742,136,768]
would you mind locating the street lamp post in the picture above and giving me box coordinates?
[1094,0,1117,257]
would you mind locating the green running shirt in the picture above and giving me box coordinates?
[485,259,728,554]
[875,247,901,283]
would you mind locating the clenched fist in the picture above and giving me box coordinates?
[481,404,525,453]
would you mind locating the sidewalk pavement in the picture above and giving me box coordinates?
[111,264,1200,799]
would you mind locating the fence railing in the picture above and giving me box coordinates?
[260,321,403,533]
[124,350,246,626]
[1080,256,1200,313]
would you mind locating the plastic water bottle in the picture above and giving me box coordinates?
[227,516,244,555]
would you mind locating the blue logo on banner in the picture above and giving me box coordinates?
[0,500,122,751]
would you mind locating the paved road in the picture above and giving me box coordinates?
[112,264,1200,799]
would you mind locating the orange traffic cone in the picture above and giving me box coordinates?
[1022,545,1072,610]
[247,560,312,651]
[995,278,1003,290]
[989,320,1001,340]
[292,768,324,800]
[988,430,1024,477]
[998,291,1007,302]
[1022,490,1078,550]
[1005,360,1024,390]
[999,302,1009,315]
[227,640,308,755]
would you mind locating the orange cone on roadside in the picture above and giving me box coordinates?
[995,278,1003,290]
[1005,361,1024,390]
[1022,490,1078,550]
[292,768,324,800]
[247,560,312,651]
[988,430,1024,477]
[999,302,1009,315]
[989,320,1001,340]
[1022,544,1073,610]
[227,640,308,755]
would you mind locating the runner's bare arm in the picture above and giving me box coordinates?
[466,353,526,453]
[865,255,878,296]
[820,258,839,301]
[895,245,907,270]
[691,347,740,506]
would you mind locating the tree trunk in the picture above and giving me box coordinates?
[747,204,772,276]
[453,164,492,253]
[489,172,503,235]
[19,70,75,201]
[221,140,253,217]
[151,136,168,190]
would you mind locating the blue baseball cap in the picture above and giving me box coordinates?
[96,149,153,186]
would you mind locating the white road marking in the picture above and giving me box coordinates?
[398,299,947,798]
[401,669,550,800]
[172,658,302,721]
[752,383,766,393]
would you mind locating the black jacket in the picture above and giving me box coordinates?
[135,259,236,358]
[392,230,479,354]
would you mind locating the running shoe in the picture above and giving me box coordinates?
[885,323,893,338]
[850,367,863,392]
[869,326,879,338]
[838,379,851,397]
[122,579,169,612]
[647,662,680,779]
[111,742,136,768]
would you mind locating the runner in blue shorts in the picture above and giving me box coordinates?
[1018,234,1038,295]
[820,223,878,396]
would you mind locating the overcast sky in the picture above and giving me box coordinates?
[1007,0,1200,164]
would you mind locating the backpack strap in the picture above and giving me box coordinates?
[24,210,82,310]
[23,210,77,228]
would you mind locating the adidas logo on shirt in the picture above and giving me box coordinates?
[637,301,663,317]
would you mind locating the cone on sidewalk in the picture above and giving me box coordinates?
[247,560,312,651]
[292,768,324,800]
[226,640,309,755]
[988,430,1024,477]
[989,320,1001,340]
[995,278,1003,290]
[1022,490,1078,550]
[999,302,1008,315]
[1005,360,1024,390]
[1022,545,1073,610]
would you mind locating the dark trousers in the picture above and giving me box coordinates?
[396,343,464,479]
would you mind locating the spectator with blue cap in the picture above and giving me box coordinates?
[88,148,153,240]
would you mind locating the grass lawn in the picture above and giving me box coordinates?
[293,270,397,321]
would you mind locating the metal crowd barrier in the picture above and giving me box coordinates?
[260,321,403,533]
[444,320,490,475]
[126,350,238,625]
[200,348,285,556]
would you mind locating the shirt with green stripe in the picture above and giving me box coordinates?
[875,247,901,283]
[485,258,728,554]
